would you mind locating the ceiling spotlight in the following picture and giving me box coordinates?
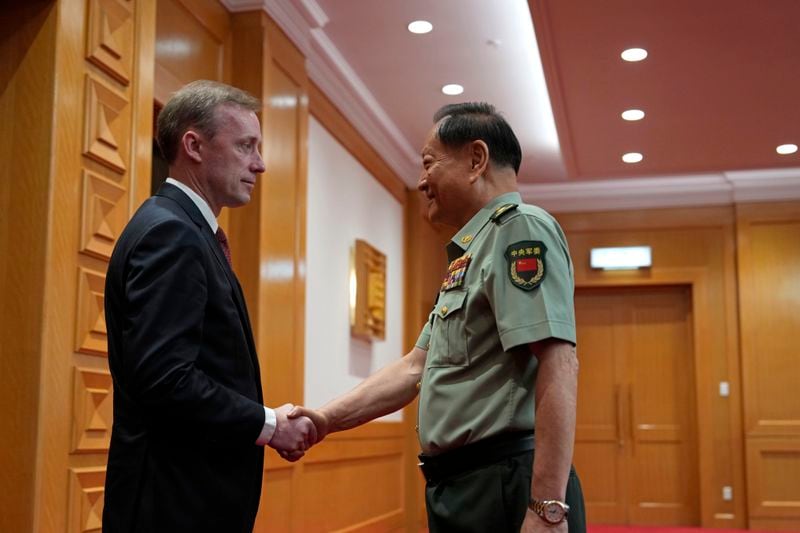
[621,48,648,62]
[441,84,464,96]
[622,152,644,163]
[621,109,645,121]
[776,143,798,155]
[408,20,433,34]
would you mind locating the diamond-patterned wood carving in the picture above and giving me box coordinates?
[75,267,108,356]
[68,467,105,533]
[86,0,133,85]
[83,74,129,174]
[72,368,113,453]
[80,170,126,260]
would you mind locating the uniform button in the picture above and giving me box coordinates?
[440,305,448,316]
[415,425,419,433]
[416,381,421,391]
[461,235,473,244]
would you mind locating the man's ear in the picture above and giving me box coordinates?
[182,130,203,163]
[468,140,489,184]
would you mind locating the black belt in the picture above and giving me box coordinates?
[418,431,535,484]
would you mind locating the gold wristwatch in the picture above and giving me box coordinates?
[529,498,569,524]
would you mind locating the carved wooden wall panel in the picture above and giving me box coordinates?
[80,170,126,260]
[68,467,106,533]
[74,267,108,356]
[83,74,130,174]
[71,367,113,453]
[85,0,133,85]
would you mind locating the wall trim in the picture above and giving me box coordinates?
[521,168,800,213]
[222,0,419,186]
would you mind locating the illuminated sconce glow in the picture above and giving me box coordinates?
[442,84,464,96]
[408,20,433,34]
[622,152,644,163]
[349,255,357,326]
[621,109,645,121]
[590,246,652,270]
[776,143,798,155]
[621,48,648,62]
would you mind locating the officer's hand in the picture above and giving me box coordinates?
[288,405,330,445]
[520,509,567,533]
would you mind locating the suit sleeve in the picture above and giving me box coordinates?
[122,218,264,444]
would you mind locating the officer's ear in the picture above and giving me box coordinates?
[468,140,489,184]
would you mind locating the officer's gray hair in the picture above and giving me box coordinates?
[156,80,260,164]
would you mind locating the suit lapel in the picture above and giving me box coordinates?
[156,184,262,396]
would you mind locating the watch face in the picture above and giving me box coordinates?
[544,502,566,523]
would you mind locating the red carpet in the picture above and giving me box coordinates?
[588,526,791,533]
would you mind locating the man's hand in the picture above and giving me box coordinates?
[288,405,330,444]
[268,403,317,461]
[520,509,567,533]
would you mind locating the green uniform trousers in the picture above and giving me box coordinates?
[425,451,586,533]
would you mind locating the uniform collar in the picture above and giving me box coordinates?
[446,191,522,261]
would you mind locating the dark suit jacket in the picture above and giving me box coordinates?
[103,183,265,533]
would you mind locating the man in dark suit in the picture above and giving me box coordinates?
[103,80,316,533]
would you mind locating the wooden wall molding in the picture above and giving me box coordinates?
[68,467,106,533]
[746,439,800,520]
[71,367,113,453]
[80,169,127,260]
[522,168,800,214]
[83,73,130,174]
[74,267,108,357]
[85,0,134,85]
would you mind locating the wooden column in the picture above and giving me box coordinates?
[227,11,311,531]
[0,0,154,530]
[0,3,58,531]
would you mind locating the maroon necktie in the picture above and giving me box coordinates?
[215,227,233,268]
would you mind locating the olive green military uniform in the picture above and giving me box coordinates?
[415,192,586,533]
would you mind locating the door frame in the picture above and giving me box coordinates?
[575,268,718,524]
[575,283,700,525]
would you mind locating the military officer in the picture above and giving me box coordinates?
[290,102,585,533]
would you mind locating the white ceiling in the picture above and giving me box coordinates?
[223,0,800,212]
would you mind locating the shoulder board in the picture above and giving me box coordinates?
[490,203,518,223]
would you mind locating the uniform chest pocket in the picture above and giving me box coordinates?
[428,290,469,368]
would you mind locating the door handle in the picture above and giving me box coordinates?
[628,384,635,452]
[615,384,624,448]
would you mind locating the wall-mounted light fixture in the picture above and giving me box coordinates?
[349,239,387,340]
[590,246,652,270]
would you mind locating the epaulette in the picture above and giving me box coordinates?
[490,203,518,223]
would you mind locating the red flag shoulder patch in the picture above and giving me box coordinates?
[505,241,547,291]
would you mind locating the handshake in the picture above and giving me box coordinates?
[266,404,328,462]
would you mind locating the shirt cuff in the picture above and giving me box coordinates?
[255,406,276,446]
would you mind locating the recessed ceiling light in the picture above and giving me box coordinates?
[621,48,648,62]
[442,84,464,96]
[776,143,798,155]
[622,152,644,163]
[621,109,645,121]
[408,20,433,34]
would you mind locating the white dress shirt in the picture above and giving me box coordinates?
[165,178,276,446]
